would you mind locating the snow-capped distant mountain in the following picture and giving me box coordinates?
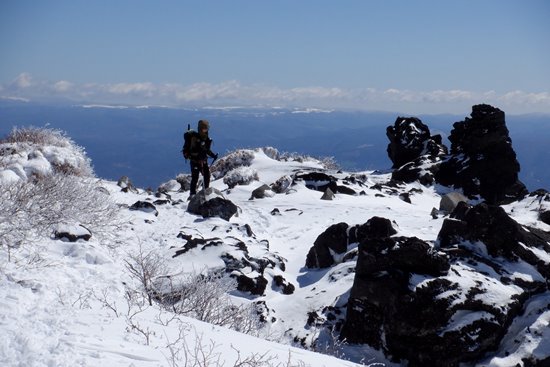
[2,125,550,366]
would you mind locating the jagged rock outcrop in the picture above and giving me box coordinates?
[436,104,528,204]
[187,188,238,221]
[339,204,550,366]
[438,202,550,277]
[386,116,448,185]
[305,217,398,269]
[340,217,450,359]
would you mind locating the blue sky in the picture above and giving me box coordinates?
[1,0,549,114]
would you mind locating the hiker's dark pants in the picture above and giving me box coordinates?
[190,160,210,195]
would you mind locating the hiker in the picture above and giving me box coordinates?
[183,119,218,196]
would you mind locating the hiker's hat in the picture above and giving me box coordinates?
[198,119,209,131]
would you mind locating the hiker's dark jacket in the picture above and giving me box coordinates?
[184,131,216,162]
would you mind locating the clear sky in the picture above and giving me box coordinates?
[1,0,549,114]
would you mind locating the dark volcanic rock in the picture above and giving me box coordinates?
[129,201,158,216]
[439,202,550,278]
[249,184,274,200]
[341,220,451,356]
[235,274,268,295]
[187,188,238,221]
[341,205,550,366]
[294,172,338,193]
[306,222,349,268]
[387,117,447,169]
[436,104,528,204]
[54,224,92,242]
[386,116,448,184]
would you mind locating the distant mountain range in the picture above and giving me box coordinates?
[1,100,548,191]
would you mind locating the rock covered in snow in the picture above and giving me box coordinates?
[54,223,92,242]
[386,116,448,185]
[157,179,181,192]
[386,116,447,169]
[172,229,289,297]
[187,187,238,221]
[129,200,158,216]
[338,200,550,366]
[249,184,275,200]
[270,175,293,194]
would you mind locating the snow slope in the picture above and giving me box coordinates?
[1,143,549,366]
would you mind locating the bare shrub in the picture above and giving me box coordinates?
[2,126,72,147]
[279,152,340,171]
[0,173,120,255]
[211,149,255,179]
[259,147,280,160]
[164,323,309,367]
[124,244,164,306]
[153,270,263,335]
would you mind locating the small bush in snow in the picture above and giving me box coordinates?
[0,126,93,178]
[259,146,280,160]
[154,270,262,335]
[210,149,255,179]
[223,166,259,189]
[279,151,340,171]
[0,174,119,256]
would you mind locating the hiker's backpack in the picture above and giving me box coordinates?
[182,124,196,159]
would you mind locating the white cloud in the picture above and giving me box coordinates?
[500,90,550,105]
[1,73,549,114]
[13,73,33,88]
[54,80,73,92]
[107,82,156,96]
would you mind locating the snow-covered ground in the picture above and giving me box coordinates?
[1,131,550,366]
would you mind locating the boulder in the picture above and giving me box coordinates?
[187,188,238,221]
[305,222,349,268]
[129,201,158,216]
[235,274,268,296]
[54,223,92,242]
[158,179,181,192]
[439,192,469,213]
[273,275,295,295]
[249,184,275,200]
[175,174,192,192]
[540,211,550,226]
[320,188,335,200]
[294,172,338,193]
[271,175,293,194]
[436,104,528,204]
